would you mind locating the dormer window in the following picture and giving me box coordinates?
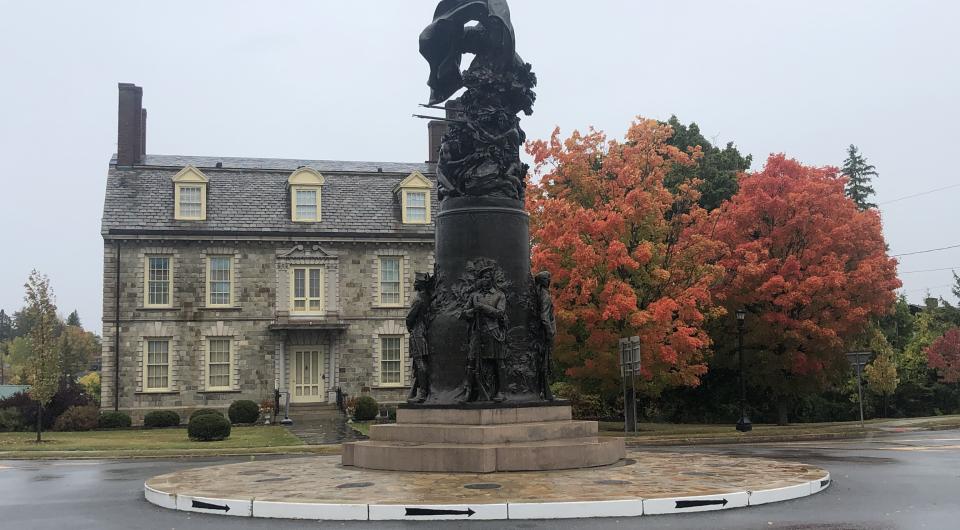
[172,165,208,221]
[288,168,324,222]
[395,171,432,224]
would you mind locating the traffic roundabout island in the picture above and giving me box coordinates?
[144,449,831,521]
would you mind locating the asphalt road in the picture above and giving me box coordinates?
[0,430,957,530]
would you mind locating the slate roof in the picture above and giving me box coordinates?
[102,154,437,238]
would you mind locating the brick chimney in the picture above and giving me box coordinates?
[117,83,146,166]
[427,101,462,164]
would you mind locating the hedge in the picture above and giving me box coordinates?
[144,410,181,428]
[98,411,132,429]
[189,408,224,422]
[353,396,379,421]
[228,400,260,424]
[188,413,231,441]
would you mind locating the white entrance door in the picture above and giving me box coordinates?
[291,348,325,403]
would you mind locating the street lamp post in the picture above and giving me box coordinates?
[735,309,752,432]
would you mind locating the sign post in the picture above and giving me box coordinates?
[619,336,641,433]
[846,351,873,428]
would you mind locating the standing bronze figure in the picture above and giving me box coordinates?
[458,267,507,403]
[534,271,556,401]
[407,273,434,404]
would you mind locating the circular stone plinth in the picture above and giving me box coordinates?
[145,452,830,521]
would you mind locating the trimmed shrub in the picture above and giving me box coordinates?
[53,405,100,432]
[144,410,181,428]
[189,408,224,422]
[353,395,378,421]
[228,400,260,424]
[98,411,132,429]
[188,413,231,441]
[0,408,23,432]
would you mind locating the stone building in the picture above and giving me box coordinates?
[101,84,442,422]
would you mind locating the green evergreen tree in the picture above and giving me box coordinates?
[841,144,878,210]
[65,310,81,328]
[663,116,752,211]
[0,310,12,341]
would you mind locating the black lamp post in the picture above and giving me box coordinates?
[735,309,752,432]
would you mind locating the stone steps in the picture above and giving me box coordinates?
[342,436,624,473]
[369,420,597,444]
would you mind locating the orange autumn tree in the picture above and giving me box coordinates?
[708,154,900,423]
[526,119,725,399]
[926,328,960,384]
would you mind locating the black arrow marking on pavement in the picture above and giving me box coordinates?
[675,498,728,509]
[405,507,476,517]
[192,500,231,512]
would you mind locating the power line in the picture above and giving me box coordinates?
[900,266,960,274]
[898,283,955,294]
[892,243,960,258]
[880,182,960,205]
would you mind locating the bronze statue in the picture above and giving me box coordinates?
[420,0,536,202]
[458,266,507,403]
[407,273,434,404]
[534,271,556,401]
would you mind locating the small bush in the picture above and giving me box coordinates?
[53,405,100,432]
[98,411,132,429]
[228,400,260,424]
[144,410,181,428]
[0,408,23,432]
[189,408,224,422]
[387,406,397,421]
[188,413,231,441]
[353,395,378,421]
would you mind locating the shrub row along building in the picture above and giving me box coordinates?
[101,84,443,422]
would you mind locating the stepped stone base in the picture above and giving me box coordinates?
[342,405,625,473]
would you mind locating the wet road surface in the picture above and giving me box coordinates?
[0,429,957,529]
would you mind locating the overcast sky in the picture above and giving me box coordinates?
[1,0,959,335]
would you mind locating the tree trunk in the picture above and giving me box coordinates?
[35,403,43,443]
[777,400,789,426]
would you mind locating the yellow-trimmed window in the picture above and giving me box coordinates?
[145,339,171,391]
[207,338,232,391]
[145,256,172,308]
[288,168,325,222]
[403,190,429,223]
[292,186,321,222]
[396,171,432,224]
[207,256,233,307]
[378,257,403,306]
[172,165,208,221]
[291,266,324,314]
[380,336,403,386]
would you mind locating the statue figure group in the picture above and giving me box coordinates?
[405,266,556,404]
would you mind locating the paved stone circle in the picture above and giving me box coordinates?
[145,451,830,520]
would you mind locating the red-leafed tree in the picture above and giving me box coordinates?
[526,119,725,399]
[926,328,960,384]
[708,154,900,423]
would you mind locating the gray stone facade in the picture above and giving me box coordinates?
[102,84,444,423]
[101,237,434,422]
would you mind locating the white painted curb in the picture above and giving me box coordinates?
[144,472,830,521]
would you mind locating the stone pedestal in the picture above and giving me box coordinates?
[342,404,625,473]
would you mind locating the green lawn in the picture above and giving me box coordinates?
[599,414,960,441]
[0,426,315,457]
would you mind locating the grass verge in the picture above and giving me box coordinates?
[0,426,343,459]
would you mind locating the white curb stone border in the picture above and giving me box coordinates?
[145,472,830,521]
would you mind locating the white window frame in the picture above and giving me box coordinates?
[144,339,172,392]
[206,255,234,308]
[378,256,404,307]
[290,266,325,315]
[206,337,233,391]
[379,335,404,387]
[144,255,173,308]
